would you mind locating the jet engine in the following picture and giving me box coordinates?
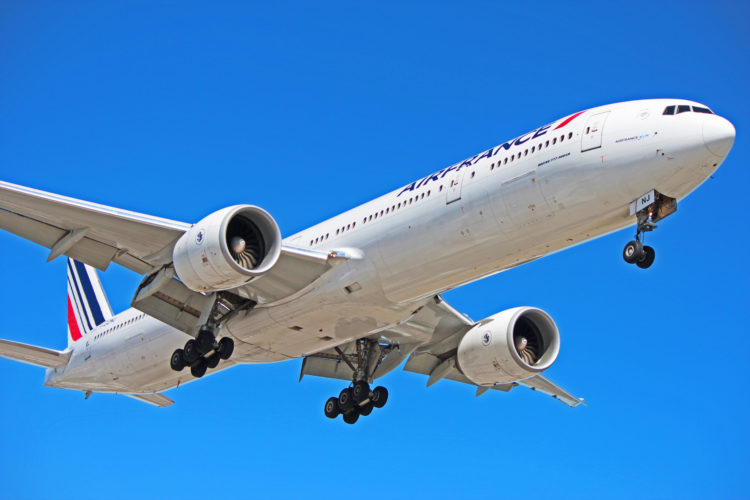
[457,307,560,385]
[172,205,282,292]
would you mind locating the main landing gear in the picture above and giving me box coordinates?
[168,291,255,378]
[170,325,234,378]
[622,191,677,270]
[323,339,391,424]
[324,383,389,424]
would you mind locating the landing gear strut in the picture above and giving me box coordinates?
[622,191,676,270]
[169,292,244,377]
[322,339,391,424]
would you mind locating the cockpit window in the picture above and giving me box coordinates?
[692,106,713,114]
[664,104,715,116]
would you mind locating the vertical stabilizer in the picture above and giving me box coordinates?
[66,258,113,347]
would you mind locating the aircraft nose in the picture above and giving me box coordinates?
[702,115,736,157]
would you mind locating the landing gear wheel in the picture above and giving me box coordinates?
[352,380,370,403]
[190,358,208,378]
[623,240,644,264]
[324,397,340,419]
[170,349,186,371]
[183,340,201,364]
[217,337,234,360]
[636,245,656,269]
[359,401,374,416]
[371,386,388,408]
[206,352,220,369]
[196,328,215,355]
[338,388,354,412]
[342,410,359,425]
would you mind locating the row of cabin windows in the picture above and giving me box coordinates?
[488,132,573,172]
[309,189,434,246]
[95,313,146,339]
[308,131,573,247]
[362,190,432,225]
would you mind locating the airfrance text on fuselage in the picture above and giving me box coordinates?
[398,122,557,197]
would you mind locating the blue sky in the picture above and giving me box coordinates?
[1,2,748,499]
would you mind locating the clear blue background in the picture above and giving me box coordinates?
[1,2,748,499]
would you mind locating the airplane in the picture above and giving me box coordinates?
[0,98,735,423]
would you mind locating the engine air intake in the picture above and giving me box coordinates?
[227,215,265,270]
[513,316,543,365]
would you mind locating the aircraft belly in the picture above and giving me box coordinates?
[225,286,419,362]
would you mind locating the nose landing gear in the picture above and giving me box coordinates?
[622,190,677,270]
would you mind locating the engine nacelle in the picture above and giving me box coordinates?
[457,307,560,385]
[172,205,282,292]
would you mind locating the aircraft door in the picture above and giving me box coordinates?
[581,111,610,152]
[445,168,465,204]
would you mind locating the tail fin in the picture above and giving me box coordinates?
[66,258,113,347]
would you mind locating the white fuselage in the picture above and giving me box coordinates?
[47,98,734,394]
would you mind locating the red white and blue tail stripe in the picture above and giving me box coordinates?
[67,258,113,347]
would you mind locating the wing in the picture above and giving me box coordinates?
[0,181,345,335]
[0,180,189,274]
[0,339,71,369]
[302,296,583,407]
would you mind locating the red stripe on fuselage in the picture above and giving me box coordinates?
[67,296,82,341]
[554,110,585,130]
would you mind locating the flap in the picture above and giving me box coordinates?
[519,375,584,407]
[0,339,71,368]
[132,247,345,336]
[0,181,189,273]
[126,392,174,408]
[300,339,419,383]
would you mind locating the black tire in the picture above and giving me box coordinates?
[352,380,370,403]
[170,349,186,371]
[217,337,234,360]
[190,358,208,378]
[623,240,644,264]
[324,397,340,419]
[206,352,220,369]
[183,339,200,363]
[196,329,215,355]
[359,401,374,416]
[338,388,354,411]
[637,245,656,269]
[342,410,359,425]
[371,386,388,408]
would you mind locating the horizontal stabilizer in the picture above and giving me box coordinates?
[126,392,174,408]
[0,339,70,368]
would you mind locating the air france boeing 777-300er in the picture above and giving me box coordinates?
[0,99,735,423]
